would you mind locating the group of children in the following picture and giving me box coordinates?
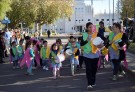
[10,36,83,79]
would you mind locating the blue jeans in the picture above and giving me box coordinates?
[27,60,34,74]
[13,60,18,67]
[70,56,79,65]
[42,59,49,67]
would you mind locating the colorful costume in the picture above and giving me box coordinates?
[40,47,50,68]
[10,46,18,67]
[50,51,62,69]
[17,45,24,60]
[81,32,101,86]
[20,48,35,74]
[108,32,128,76]
[33,45,40,66]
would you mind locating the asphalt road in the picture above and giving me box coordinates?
[0,38,135,92]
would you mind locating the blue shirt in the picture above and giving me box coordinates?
[98,28,105,36]
[30,49,35,57]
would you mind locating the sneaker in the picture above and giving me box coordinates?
[92,84,96,87]
[32,67,37,69]
[122,71,126,75]
[87,85,93,89]
[58,74,61,78]
[45,67,49,70]
[53,76,56,79]
[16,66,20,69]
[43,66,46,70]
[112,75,117,81]
[28,73,34,76]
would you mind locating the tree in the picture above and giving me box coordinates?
[0,0,12,20]
[121,0,134,19]
[7,0,74,30]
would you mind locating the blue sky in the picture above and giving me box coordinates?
[84,0,118,14]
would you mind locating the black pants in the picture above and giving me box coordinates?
[48,34,50,38]
[34,59,37,67]
[40,58,43,66]
[84,57,99,85]
[0,49,4,63]
[13,60,18,67]
[112,59,121,75]
[79,56,84,68]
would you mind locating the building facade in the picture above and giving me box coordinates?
[42,0,120,33]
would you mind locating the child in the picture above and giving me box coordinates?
[40,40,50,70]
[10,41,18,69]
[77,37,84,68]
[17,39,24,63]
[20,41,35,75]
[70,37,80,76]
[50,44,61,79]
[33,40,40,68]
[56,39,63,53]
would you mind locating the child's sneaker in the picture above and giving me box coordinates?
[16,66,20,69]
[32,67,37,69]
[87,85,93,89]
[53,76,56,79]
[43,66,46,70]
[112,75,117,81]
[29,73,34,76]
[45,67,49,70]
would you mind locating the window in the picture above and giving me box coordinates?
[88,19,91,21]
[101,19,104,21]
[96,19,99,21]
[82,19,83,21]
[107,19,109,21]
[112,19,115,21]
[76,20,78,21]
[68,17,71,21]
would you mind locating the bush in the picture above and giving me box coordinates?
[128,43,135,53]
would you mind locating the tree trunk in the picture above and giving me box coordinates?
[34,22,39,32]
[39,24,43,36]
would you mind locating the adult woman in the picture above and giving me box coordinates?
[81,22,105,89]
[106,23,128,80]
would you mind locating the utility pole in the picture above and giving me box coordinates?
[118,0,120,22]
[109,0,110,26]
[113,0,114,23]
[91,0,94,23]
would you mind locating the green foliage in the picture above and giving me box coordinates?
[7,0,74,28]
[129,43,135,52]
[121,0,134,19]
[0,0,12,20]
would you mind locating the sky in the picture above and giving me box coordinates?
[84,0,118,14]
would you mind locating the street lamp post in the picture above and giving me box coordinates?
[113,0,114,23]
[91,0,94,23]
[126,10,128,30]
[133,0,135,42]
[109,0,110,26]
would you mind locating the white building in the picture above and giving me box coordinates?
[42,0,120,33]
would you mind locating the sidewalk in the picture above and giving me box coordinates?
[123,52,135,77]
